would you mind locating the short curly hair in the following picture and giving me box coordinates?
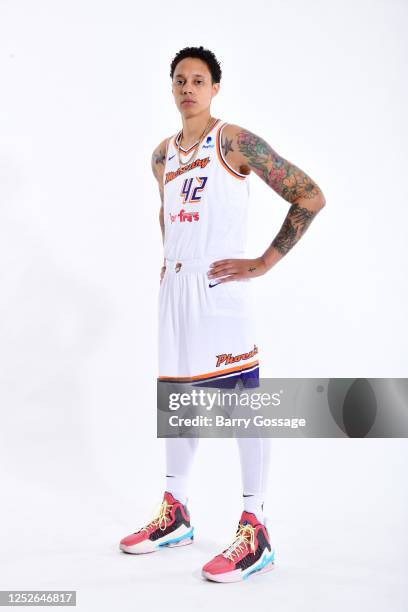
[170,46,222,84]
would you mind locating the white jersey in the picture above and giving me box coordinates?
[162,118,250,262]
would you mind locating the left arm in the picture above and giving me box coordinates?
[208,125,326,283]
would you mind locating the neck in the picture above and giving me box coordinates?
[180,110,214,146]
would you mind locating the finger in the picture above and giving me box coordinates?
[209,270,238,280]
[209,259,232,268]
[208,264,236,277]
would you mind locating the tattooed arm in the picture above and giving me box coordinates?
[207,125,326,283]
[151,138,168,281]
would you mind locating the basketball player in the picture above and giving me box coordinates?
[119,46,326,582]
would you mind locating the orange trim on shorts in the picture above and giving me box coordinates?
[158,359,259,382]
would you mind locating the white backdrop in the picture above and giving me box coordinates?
[0,0,407,610]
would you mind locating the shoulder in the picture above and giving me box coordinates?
[220,122,257,150]
[217,122,253,176]
[221,122,283,176]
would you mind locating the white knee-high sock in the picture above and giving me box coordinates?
[236,437,271,524]
[165,437,199,505]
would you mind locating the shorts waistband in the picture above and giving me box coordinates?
[164,254,243,274]
[164,258,213,273]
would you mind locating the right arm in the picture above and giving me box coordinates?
[151,138,168,281]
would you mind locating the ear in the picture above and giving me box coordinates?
[212,83,220,97]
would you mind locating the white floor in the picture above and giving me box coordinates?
[1,439,407,611]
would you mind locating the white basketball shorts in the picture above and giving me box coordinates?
[158,257,260,388]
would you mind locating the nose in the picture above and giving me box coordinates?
[182,81,193,95]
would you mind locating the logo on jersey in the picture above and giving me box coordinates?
[215,344,258,368]
[202,135,214,149]
[169,209,200,223]
[165,156,210,184]
[168,153,176,160]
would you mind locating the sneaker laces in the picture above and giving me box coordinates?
[141,499,173,534]
[222,523,256,562]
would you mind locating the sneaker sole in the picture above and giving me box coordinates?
[120,529,194,554]
[202,553,275,583]
[165,536,194,548]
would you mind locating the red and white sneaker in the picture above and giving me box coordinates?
[119,491,194,554]
[201,511,275,582]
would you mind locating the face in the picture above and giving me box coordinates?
[172,57,220,116]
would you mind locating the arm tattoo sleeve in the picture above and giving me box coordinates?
[235,129,322,204]
[271,203,317,255]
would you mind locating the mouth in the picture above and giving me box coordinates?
[181,100,196,105]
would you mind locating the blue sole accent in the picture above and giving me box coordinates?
[243,550,275,580]
[157,527,195,548]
